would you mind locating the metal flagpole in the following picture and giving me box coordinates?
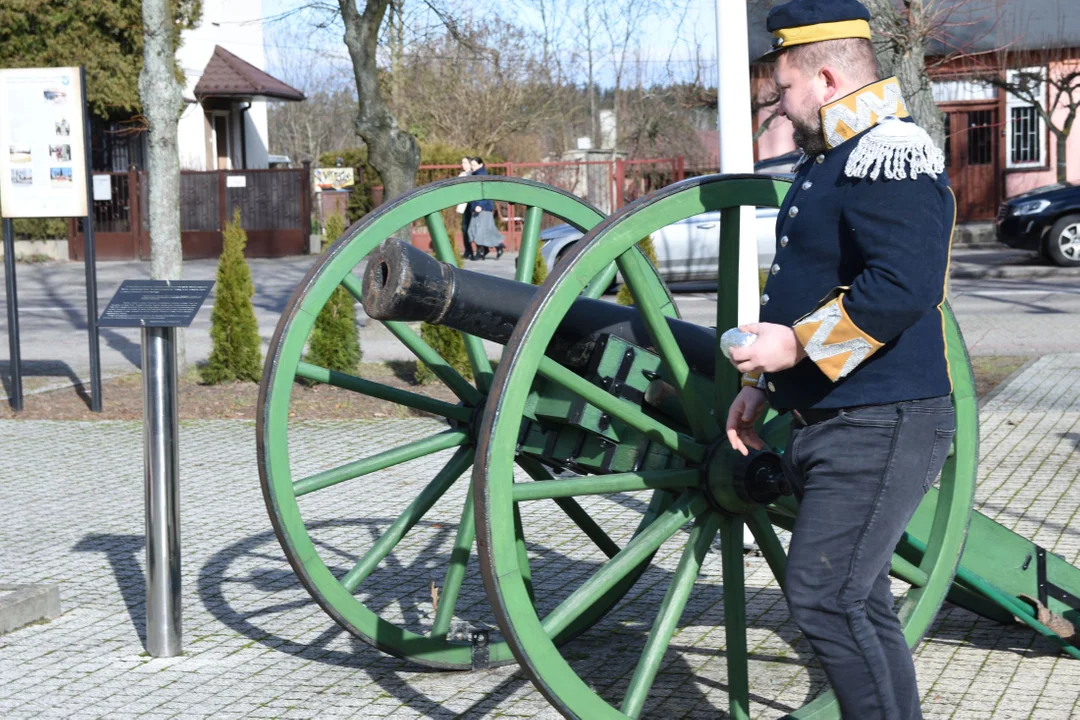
[715,0,758,326]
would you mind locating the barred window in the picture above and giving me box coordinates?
[1011,106,1040,165]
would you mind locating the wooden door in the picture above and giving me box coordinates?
[944,107,1000,222]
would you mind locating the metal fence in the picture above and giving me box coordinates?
[70,165,311,260]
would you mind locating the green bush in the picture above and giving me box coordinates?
[415,242,472,384]
[531,249,548,285]
[304,214,361,376]
[12,218,67,240]
[617,236,660,306]
[200,209,262,384]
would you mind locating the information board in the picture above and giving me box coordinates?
[0,67,88,218]
[98,280,215,328]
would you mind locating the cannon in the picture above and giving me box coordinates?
[259,174,1080,719]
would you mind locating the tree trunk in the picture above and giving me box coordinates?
[139,0,186,364]
[339,0,420,209]
[1056,130,1068,183]
[863,0,946,151]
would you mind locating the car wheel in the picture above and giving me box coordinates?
[1047,214,1080,267]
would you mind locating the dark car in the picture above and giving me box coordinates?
[996,183,1080,266]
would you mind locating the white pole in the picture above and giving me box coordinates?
[716,0,763,549]
[715,0,759,326]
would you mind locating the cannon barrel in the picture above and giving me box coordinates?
[362,239,718,375]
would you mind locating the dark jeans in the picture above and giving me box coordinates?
[781,396,955,720]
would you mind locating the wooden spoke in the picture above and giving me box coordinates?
[295,361,472,423]
[294,429,468,497]
[616,249,719,442]
[538,492,709,640]
[515,206,544,283]
[621,512,721,717]
[339,447,473,592]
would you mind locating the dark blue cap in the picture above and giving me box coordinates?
[764,0,872,54]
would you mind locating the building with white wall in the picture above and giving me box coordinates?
[175,0,303,170]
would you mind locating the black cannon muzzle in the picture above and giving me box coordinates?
[362,239,718,374]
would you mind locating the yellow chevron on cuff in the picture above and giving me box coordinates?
[793,295,883,382]
[741,372,763,388]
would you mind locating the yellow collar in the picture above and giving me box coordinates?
[820,77,909,150]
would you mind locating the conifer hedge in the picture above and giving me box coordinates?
[616,236,660,306]
[305,214,361,376]
[200,209,262,384]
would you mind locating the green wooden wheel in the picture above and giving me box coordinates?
[474,174,979,716]
[257,176,674,669]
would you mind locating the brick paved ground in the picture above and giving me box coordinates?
[1,354,1079,719]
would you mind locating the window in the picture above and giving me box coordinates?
[967,111,995,165]
[1011,106,1041,164]
[1005,67,1047,169]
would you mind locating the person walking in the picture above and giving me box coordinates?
[724,1,955,718]
[467,157,505,259]
[456,156,476,260]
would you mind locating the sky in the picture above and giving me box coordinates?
[259,0,726,88]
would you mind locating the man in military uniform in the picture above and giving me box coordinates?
[724,1,956,717]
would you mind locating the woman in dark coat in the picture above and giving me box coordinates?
[466,157,505,259]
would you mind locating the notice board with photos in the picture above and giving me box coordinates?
[0,66,89,218]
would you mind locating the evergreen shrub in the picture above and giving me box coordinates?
[304,213,361,376]
[200,209,262,383]
[616,236,660,306]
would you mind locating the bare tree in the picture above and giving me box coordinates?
[139,0,185,360]
[391,21,567,157]
[337,0,421,204]
[988,55,1080,183]
[265,52,358,165]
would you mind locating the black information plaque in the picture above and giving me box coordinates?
[98,280,215,328]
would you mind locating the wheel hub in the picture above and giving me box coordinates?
[702,439,791,513]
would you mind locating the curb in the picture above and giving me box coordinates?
[951,265,1080,280]
[0,584,61,634]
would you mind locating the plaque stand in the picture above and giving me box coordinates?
[97,278,214,658]
[142,326,181,657]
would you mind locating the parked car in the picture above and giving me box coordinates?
[537,156,799,282]
[996,183,1080,267]
[540,207,781,282]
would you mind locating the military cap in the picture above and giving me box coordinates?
[765,0,872,54]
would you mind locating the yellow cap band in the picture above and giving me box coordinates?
[772,19,872,49]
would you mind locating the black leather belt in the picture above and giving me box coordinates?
[790,407,843,427]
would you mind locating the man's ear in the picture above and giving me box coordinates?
[819,66,840,104]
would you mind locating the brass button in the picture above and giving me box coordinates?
[788,206,799,218]
[760,293,770,306]
[767,382,776,392]
[771,263,780,275]
[816,155,825,164]
[780,235,789,247]
[802,181,813,190]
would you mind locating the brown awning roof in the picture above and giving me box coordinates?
[193,45,305,102]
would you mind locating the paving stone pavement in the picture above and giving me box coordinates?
[1,355,1079,719]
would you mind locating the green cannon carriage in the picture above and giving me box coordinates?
[258,174,1080,718]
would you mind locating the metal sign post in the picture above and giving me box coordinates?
[142,324,181,656]
[2,218,22,410]
[79,68,102,412]
[98,279,214,657]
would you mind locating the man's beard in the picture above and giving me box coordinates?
[791,112,827,157]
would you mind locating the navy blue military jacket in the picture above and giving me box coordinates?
[759,78,956,411]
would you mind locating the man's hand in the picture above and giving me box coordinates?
[728,322,806,374]
[726,386,768,456]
